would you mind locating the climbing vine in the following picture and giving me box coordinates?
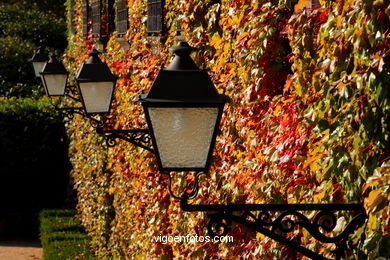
[64,0,389,258]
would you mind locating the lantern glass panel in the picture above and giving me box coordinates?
[33,62,47,77]
[148,107,219,168]
[79,81,114,113]
[42,74,67,96]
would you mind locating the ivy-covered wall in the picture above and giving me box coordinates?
[64,0,389,258]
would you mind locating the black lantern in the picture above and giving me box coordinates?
[31,46,49,77]
[40,55,68,97]
[75,49,117,115]
[137,41,228,172]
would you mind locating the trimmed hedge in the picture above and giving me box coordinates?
[0,97,71,239]
[40,209,95,260]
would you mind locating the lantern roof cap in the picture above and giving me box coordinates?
[138,42,228,104]
[75,49,117,82]
[31,46,49,62]
[40,55,67,75]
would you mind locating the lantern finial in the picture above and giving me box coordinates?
[166,41,198,70]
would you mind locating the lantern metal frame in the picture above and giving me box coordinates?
[31,48,84,118]
[40,54,69,97]
[137,41,367,260]
[73,49,154,152]
[74,49,117,116]
[31,46,49,77]
[35,52,84,118]
[137,41,229,172]
[139,101,226,171]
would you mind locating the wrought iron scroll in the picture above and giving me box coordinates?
[64,84,80,102]
[163,171,205,200]
[88,114,110,128]
[46,84,83,119]
[96,128,154,152]
[179,198,366,260]
[60,107,84,119]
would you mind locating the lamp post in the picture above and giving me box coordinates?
[31,46,49,77]
[138,41,366,260]
[36,53,83,118]
[74,49,117,115]
[75,49,154,152]
[137,41,228,172]
[40,55,68,96]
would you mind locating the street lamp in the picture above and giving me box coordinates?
[31,46,49,77]
[32,52,84,118]
[74,49,117,115]
[73,49,154,152]
[40,55,68,96]
[137,41,228,172]
[137,41,366,260]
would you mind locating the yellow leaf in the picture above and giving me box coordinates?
[364,189,383,210]
[273,104,282,116]
[367,214,377,230]
[223,43,230,55]
[237,31,248,42]
[294,0,306,11]
[210,34,222,47]
[336,16,342,29]
[256,232,264,239]
[232,15,241,26]
[310,161,320,171]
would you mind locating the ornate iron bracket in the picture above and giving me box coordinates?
[96,127,154,153]
[59,106,84,119]
[45,84,83,119]
[164,172,367,260]
[64,84,81,102]
[85,115,154,152]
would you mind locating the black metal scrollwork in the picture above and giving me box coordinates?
[64,84,81,102]
[60,107,84,119]
[163,171,206,200]
[207,214,230,237]
[176,184,367,260]
[96,128,154,152]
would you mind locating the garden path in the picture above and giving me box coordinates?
[0,241,42,260]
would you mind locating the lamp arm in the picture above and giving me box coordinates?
[64,84,81,102]
[96,127,154,153]
[165,172,367,260]
[46,95,84,119]
[59,107,84,119]
[179,197,366,260]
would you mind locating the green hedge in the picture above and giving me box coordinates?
[0,98,71,240]
[0,4,67,51]
[40,209,95,260]
[0,36,40,94]
[1,0,66,18]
